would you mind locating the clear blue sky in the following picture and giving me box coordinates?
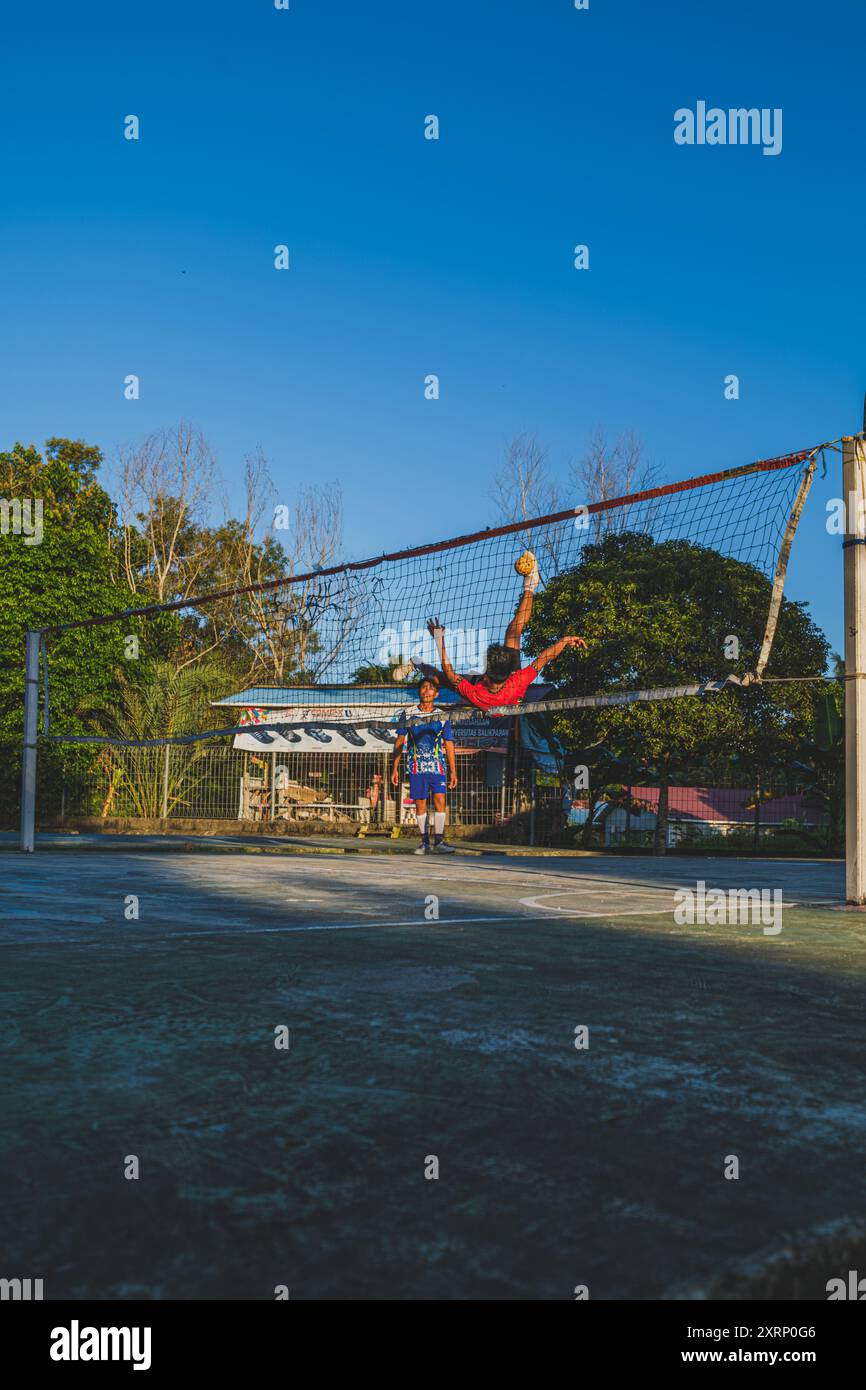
[1,0,862,657]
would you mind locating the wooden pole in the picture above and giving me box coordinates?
[844,431,866,902]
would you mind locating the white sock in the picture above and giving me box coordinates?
[434,812,446,838]
[418,812,428,839]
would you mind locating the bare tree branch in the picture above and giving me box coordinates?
[117,423,218,603]
[571,429,660,541]
[492,433,566,576]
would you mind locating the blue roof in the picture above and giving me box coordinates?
[212,684,463,708]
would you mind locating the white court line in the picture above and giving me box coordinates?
[0,905,685,945]
[0,893,836,947]
[519,889,805,913]
[520,889,673,911]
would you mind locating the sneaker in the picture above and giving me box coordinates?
[414,840,430,855]
[303,726,333,744]
[392,658,418,682]
[336,726,366,747]
[275,726,301,743]
[368,725,396,744]
[433,839,456,853]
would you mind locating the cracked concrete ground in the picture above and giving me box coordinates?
[1,848,862,1299]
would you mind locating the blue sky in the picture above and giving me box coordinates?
[1,0,862,656]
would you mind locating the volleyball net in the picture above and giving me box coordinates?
[35,444,829,749]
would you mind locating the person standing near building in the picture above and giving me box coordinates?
[390,676,457,854]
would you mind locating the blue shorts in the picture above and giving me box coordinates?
[409,771,447,801]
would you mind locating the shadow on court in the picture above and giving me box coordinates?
[1,849,864,1300]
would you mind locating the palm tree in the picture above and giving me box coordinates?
[80,660,232,819]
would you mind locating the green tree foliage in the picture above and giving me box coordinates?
[0,439,141,820]
[788,655,844,850]
[351,662,406,684]
[524,532,830,852]
[1,432,350,826]
[79,659,232,819]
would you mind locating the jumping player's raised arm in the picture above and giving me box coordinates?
[533,634,587,671]
[426,619,461,689]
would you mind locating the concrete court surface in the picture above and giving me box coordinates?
[1,846,865,1300]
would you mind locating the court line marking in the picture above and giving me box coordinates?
[0,903,783,946]
[5,858,841,896]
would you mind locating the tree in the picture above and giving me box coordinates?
[492,434,567,577]
[571,429,660,542]
[79,659,230,819]
[115,432,354,686]
[212,458,353,685]
[352,662,405,684]
[787,655,844,851]
[172,450,291,679]
[116,422,218,606]
[493,434,560,526]
[524,531,830,853]
[0,438,139,820]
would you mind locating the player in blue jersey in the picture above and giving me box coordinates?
[390,675,458,854]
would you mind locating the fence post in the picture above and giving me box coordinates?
[20,629,40,852]
[844,431,866,902]
[529,764,536,847]
[161,744,170,821]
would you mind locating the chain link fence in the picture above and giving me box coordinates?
[45,743,518,832]
[29,737,840,856]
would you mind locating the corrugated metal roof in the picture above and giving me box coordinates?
[212,684,464,708]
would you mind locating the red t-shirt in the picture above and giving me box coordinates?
[456,666,539,709]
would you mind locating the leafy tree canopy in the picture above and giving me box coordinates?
[0,439,141,814]
[524,531,830,776]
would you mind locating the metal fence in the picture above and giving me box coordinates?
[48,742,523,830]
[35,741,840,854]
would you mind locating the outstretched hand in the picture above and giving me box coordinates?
[564,636,588,650]
[427,617,445,643]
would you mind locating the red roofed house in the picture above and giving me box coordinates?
[597,786,829,848]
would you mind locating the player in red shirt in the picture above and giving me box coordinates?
[420,556,587,710]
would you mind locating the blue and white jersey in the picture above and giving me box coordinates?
[395,705,454,775]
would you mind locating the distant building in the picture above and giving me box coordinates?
[571,786,829,847]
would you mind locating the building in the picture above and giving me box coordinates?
[212,684,516,829]
[582,786,830,847]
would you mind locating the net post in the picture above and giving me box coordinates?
[844,433,866,903]
[20,629,40,853]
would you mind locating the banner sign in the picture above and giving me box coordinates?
[448,712,511,750]
[232,703,514,754]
